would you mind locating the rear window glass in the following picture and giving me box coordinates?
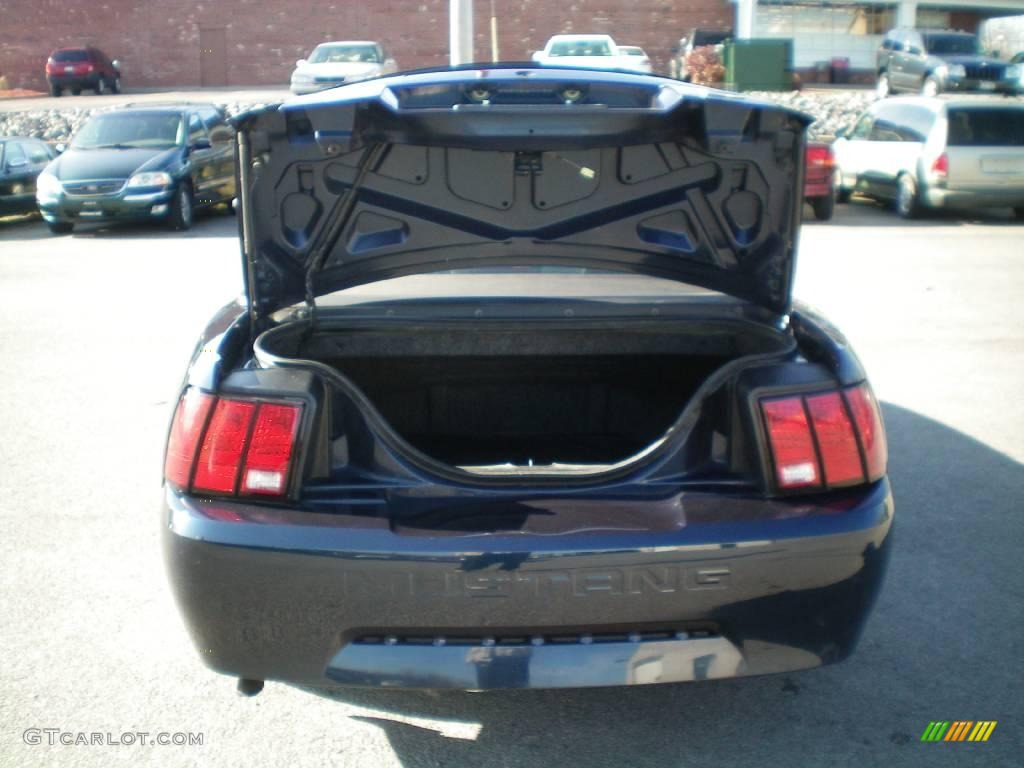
[308,45,381,64]
[947,109,1024,147]
[548,39,614,57]
[53,50,89,62]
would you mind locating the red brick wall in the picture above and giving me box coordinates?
[0,0,732,91]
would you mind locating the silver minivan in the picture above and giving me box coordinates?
[833,96,1024,218]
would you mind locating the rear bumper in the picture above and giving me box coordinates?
[291,80,350,95]
[46,73,101,89]
[162,480,894,689]
[803,181,833,199]
[804,167,835,199]
[945,78,1022,95]
[924,186,1024,209]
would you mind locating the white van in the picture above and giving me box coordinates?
[833,96,1024,219]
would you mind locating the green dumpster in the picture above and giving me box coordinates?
[723,39,793,91]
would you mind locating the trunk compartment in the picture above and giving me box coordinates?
[257,320,792,473]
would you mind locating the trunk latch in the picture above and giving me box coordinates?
[514,151,543,175]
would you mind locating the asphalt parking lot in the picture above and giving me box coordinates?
[0,199,1021,767]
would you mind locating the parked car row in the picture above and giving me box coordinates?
[36,26,1024,104]
[39,104,237,234]
[833,96,1024,219]
[2,104,237,234]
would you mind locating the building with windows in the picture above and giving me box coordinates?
[739,0,1024,78]
[0,0,732,91]
[0,0,1021,91]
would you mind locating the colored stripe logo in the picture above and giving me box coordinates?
[921,721,997,742]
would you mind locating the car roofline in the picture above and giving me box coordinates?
[313,40,382,46]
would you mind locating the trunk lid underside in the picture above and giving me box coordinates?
[235,68,810,320]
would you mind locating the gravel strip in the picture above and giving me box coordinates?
[749,90,880,139]
[0,102,269,143]
[2,89,1018,145]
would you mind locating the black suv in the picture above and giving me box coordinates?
[876,28,1023,97]
[36,104,236,234]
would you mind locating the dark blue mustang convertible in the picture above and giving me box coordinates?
[162,66,892,694]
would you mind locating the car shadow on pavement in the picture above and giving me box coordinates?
[0,213,53,241]
[69,210,238,239]
[297,402,1023,768]
[0,209,237,242]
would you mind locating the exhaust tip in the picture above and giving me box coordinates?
[236,678,264,697]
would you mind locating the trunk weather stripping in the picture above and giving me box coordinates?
[252,319,797,487]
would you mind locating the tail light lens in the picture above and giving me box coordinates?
[761,398,820,489]
[241,403,303,495]
[805,392,863,486]
[164,389,215,489]
[806,145,835,169]
[844,384,888,481]
[760,383,887,492]
[931,153,948,179]
[193,399,257,493]
[164,389,303,498]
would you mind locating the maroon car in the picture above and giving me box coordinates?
[45,48,121,96]
[804,142,837,221]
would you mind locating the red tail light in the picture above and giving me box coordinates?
[241,404,303,495]
[761,397,820,489]
[843,384,887,481]
[806,145,835,169]
[805,392,863,485]
[193,399,257,493]
[760,384,886,492]
[164,389,215,489]
[164,389,303,498]
[931,153,948,179]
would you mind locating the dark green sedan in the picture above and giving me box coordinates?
[1,138,56,217]
[36,105,236,235]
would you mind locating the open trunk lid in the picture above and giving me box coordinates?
[233,66,810,321]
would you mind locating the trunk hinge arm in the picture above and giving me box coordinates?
[303,143,388,327]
